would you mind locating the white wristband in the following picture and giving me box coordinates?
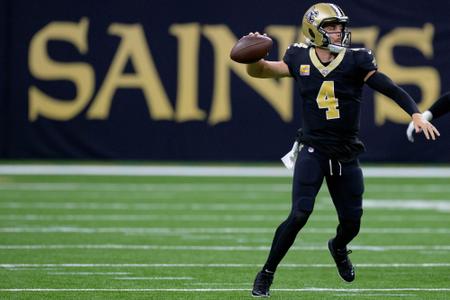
[422,110,433,121]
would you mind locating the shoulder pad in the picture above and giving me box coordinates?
[350,47,373,54]
[287,43,308,50]
[352,48,377,70]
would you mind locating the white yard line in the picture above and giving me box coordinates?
[0,182,448,193]
[1,263,449,268]
[0,288,449,292]
[0,183,292,192]
[0,165,449,177]
[0,214,447,222]
[0,227,449,234]
[0,244,449,251]
[114,277,193,280]
[0,202,291,211]
[188,283,253,286]
[366,184,450,193]
[334,294,415,298]
[364,200,450,211]
[1,200,448,212]
[47,272,130,275]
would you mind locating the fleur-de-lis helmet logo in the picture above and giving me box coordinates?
[306,8,319,24]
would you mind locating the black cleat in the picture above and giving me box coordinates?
[328,239,355,282]
[251,270,274,297]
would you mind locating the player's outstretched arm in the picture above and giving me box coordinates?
[247,59,291,78]
[365,71,440,141]
[428,92,450,119]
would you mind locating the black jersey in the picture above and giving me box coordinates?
[283,43,377,161]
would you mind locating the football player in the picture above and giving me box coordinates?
[241,2,440,297]
[406,92,449,142]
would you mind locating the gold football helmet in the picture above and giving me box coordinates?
[302,3,351,53]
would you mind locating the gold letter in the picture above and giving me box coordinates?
[203,25,296,125]
[88,23,173,120]
[375,23,439,125]
[28,18,94,121]
[169,23,206,122]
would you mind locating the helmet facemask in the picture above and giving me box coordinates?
[318,19,351,53]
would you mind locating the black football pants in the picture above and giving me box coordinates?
[263,145,364,272]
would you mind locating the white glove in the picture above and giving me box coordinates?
[281,141,301,169]
[406,110,433,142]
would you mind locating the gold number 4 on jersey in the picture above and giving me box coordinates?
[316,81,340,120]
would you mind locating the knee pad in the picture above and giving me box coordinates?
[349,167,364,198]
[338,207,363,220]
[292,196,316,213]
[288,209,311,228]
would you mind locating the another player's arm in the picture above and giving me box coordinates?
[365,70,440,140]
[427,92,450,118]
[247,60,291,78]
[406,92,450,142]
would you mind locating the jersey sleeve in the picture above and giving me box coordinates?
[354,48,378,76]
[282,44,299,78]
[429,92,450,119]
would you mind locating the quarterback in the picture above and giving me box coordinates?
[238,2,440,297]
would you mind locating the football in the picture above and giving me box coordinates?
[230,34,273,64]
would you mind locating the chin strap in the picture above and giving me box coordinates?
[327,44,345,54]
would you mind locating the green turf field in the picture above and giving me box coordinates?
[0,171,449,299]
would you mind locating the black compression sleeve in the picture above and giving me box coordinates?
[366,71,420,116]
[429,92,450,119]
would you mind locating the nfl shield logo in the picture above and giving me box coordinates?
[321,69,329,76]
[300,65,310,76]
